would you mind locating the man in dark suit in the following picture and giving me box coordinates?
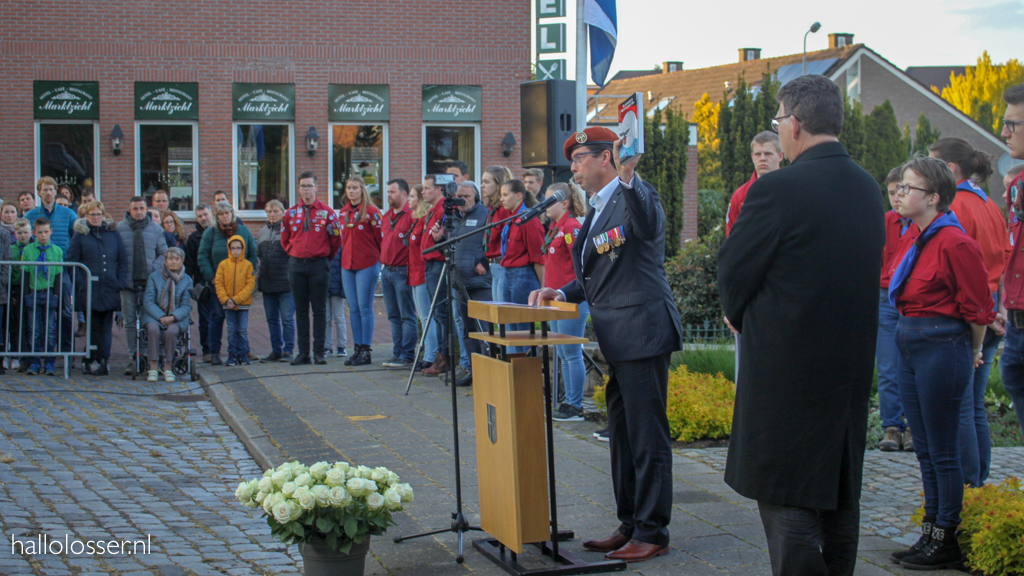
[530,126,684,563]
[718,75,885,576]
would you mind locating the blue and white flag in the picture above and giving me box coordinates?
[584,0,617,87]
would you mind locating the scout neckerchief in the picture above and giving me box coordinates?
[957,179,988,202]
[501,203,528,258]
[888,210,966,307]
[541,227,558,258]
[35,243,49,281]
[483,207,496,252]
[343,202,361,228]
[389,207,409,246]
[893,209,911,237]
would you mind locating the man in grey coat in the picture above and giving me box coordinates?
[451,180,492,387]
[116,196,168,375]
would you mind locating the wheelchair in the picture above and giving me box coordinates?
[130,287,198,382]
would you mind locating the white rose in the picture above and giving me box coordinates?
[363,478,379,493]
[294,473,314,488]
[263,469,274,478]
[346,477,366,497]
[370,467,387,483]
[309,462,330,481]
[281,482,297,497]
[294,487,316,511]
[273,501,292,524]
[311,485,331,508]
[272,469,292,489]
[258,477,274,493]
[262,494,276,515]
[383,489,403,511]
[386,472,400,487]
[290,501,304,521]
[329,486,352,508]
[397,483,414,503]
[324,468,346,487]
[254,490,268,504]
[236,481,254,503]
[366,492,385,510]
[356,465,373,479]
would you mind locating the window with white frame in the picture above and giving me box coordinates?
[423,124,480,184]
[233,123,294,214]
[36,121,98,200]
[847,58,861,102]
[136,122,198,212]
[330,123,388,210]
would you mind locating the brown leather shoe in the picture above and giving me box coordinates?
[604,539,669,563]
[582,530,631,552]
[422,355,447,376]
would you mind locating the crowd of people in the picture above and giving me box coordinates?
[1,166,593,421]
[720,77,1024,575]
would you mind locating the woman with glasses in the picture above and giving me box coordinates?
[886,157,995,570]
[927,138,1008,489]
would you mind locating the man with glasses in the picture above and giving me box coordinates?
[281,172,342,365]
[718,75,884,576]
[529,126,684,563]
[997,83,1024,439]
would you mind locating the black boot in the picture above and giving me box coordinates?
[95,358,109,376]
[901,524,962,570]
[352,344,371,366]
[344,345,362,366]
[891,516,934,564]
[82,359,93,375]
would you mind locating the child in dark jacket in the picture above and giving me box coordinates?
[323,244,348,357]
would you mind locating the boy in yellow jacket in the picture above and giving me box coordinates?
[215,235,256,366]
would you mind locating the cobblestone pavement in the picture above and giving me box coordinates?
[0,373,302,575]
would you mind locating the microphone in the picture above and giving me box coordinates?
[515,189,566,226]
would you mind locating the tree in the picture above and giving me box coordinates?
[839,93,866,166]
[910,112,942,157]
[937,51,1024,135]
[717,68,779,198]
[637,106,689,258]
[862,100,906,192]
[693,93,723,192]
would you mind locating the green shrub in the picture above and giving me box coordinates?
[697,189,728,239]
[671,346,735,383]
[593,365,734,443]
[666,226,724,326]
[959,477,1024,576]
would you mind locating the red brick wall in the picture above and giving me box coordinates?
[681,144,699,243]
[0,0,531,220]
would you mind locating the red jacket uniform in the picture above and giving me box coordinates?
[881,210,919,289]
[889,225,996,325]
[1004,173,1024,310]
[501,206,545,269]
[726,171,757,237]
[338,202,382,270]
[543,213,582,290]
[407,217,426,287]
[484,206,510,260]
[949,181,1010,294]
[380,206,414,267]
[281,199,342,260]
[421,202,446,263]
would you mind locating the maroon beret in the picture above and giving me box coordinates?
[563,126,619,161]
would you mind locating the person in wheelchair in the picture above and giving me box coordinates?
[141,247,192,382]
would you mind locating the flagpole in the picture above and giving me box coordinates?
[576,0,587,131]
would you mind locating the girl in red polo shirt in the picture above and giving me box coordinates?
[499,179,544,345]
[543,182,590,421]
[887,157,995,570]
[338,176,382,366]
[407,185,437,370]
[482,166,513,300]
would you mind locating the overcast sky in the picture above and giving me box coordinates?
[539,0,1024,83]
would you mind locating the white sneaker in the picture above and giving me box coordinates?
[147,369,158,382]
[164,370,176,383]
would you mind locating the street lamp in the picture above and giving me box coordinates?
[802,22,822,76]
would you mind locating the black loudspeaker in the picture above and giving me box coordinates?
[520,80,576,168]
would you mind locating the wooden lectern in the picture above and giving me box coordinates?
[468,301,626,576]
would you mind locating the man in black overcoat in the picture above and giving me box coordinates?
[531,126,684,563]
[718,75,885,576]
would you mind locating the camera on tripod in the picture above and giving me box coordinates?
[435,174,465,228]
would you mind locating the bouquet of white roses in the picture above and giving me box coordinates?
[236,460,414,553]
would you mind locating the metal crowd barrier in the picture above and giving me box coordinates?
[0,261,92,379]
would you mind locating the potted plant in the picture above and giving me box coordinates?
[236,460,414,576]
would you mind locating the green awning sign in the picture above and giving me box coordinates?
[329,84,390,122]
[232,83,295,120]
[422,85,482,122]
[135,82,199,119]
[33,81,99,119]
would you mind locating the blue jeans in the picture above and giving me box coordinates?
[413,283,438,363]
[208,298,225,355]
[28,293,57,366]
[381,266,418,362]
[959,292,1000,487]
[490,262,505,301]
[342,262,381,347]
[425,261,448,355]
[225,309,250,361]
[896,315,972,527]
[551,301,590,409]
[263,292,295,356]
[501,265,540,353]
[453,288,470,370]
[999,321,1024,441]
[876,289,905,430]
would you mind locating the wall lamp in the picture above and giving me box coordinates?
[111,124,124,156]
[501,132,516,157]
[306,126,320,157]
